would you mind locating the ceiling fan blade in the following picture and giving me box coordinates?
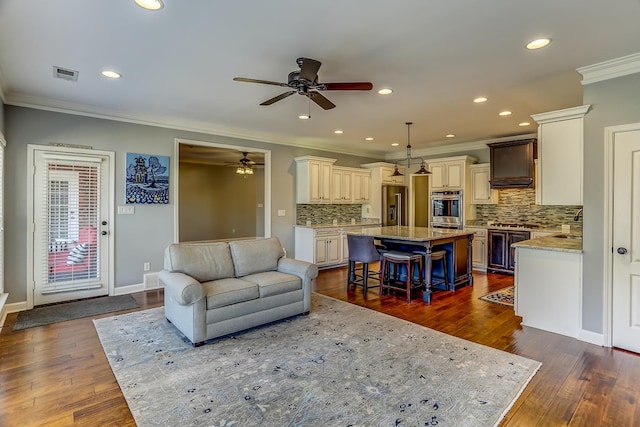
[322,82,373,91]
[298,58,321,82]
[260,91,296,106]
[308,91,336,110]
[234,77,288,87]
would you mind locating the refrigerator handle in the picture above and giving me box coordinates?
[395,193,402,226]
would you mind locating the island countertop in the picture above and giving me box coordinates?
[347,226,474,242]
[511,234,582,253]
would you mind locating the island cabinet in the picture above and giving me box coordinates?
[295,156,336,203]
[469,164,497,204]
[531,105,590,205]
[487,229,530,274]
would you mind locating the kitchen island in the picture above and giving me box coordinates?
[348,226,474,302]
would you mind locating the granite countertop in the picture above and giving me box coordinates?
[511,234,583,253]
[294,222,381,229]
[347,226,474,242]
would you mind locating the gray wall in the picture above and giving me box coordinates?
[0,99,4,134]
[4,105,380,303]
[582,72,640,333]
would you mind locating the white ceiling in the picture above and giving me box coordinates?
[1,0,640,160]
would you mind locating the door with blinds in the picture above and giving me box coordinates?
[31,147,113,306]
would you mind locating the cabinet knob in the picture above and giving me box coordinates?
[617,247,628,255]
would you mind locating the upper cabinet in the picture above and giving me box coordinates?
[427,156,475,191]
[331,167,353,203]
[469,163,497,204]
[295,156,336,204]
[352,170,371,203]
[531,105,590,206]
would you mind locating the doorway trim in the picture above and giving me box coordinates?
[26,144,115,309]
[173,138,271,243]
[603,122,640,347]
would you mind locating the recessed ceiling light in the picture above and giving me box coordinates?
[378,88,393,95]
[499,111,512,116]
[101,70,121,79]
[391,143,399,146]
[365,137,374,141]
[445,134,455,138]
[525,38,551,50]
[134,0,164,10]
[518,122,531,127]
[298,114,310,120]
[334,129,343,134]
[473,97,488,103]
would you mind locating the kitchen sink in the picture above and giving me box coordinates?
[553,235,582,240]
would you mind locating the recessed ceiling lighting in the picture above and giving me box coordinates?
[391,143,399,146]
[499,111,512,116]
[101,70,121,79]
[378,88,393,95]
[134,0,164,10]
[518,122,531,127]
[365,137,374,141]
[298,114,310,120]
[334,129,343,134]
[525,38,551,50]
[473,97,488,103]
[445,134,455,138]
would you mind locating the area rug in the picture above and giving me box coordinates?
[13,294,139,331]
[94,294,540,426]
[479,286,515,307]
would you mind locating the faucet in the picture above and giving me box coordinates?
[573,208,583,221]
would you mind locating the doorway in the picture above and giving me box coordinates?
[606,123,640,353]
[27,145,114,307]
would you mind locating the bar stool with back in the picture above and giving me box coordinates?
[346,234,385,296]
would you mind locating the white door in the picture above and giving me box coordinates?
[30,148,113,306]
[612,127,640,353]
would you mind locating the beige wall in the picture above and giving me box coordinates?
[179,162,263,241]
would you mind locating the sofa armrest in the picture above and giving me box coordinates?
[277,258,318,286]
[158,270,204,305]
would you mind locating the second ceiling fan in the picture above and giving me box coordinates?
[233,57,373,110]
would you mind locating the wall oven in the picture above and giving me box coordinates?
[430,190,463,229]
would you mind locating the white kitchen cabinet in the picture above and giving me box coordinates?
[295,156,336,204]
[331,167,353,203]
[531,105,590,206]
[381,165,405,185]
[428,160,464,190]
[352,170,371,203]
[315,234,341,265]
[294,225,378,268]
[469,164,497,204]
[466,227,487,270]
[360,162,405,220]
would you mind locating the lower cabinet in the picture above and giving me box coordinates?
[314,234,341,265]
[487,229,530,274]
[466,227,487,270]
[294,225,374,268]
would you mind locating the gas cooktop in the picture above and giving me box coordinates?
[488,223,540,230]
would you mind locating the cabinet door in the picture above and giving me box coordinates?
[326,237,341,264]
[319,162,332,202]
[446,162,464,189]
[308,162,322,203]
[488,230,508,270]
[331,169,343,202]
[429,163,447,190]
[315,237,328,264]
[472,236,487,269]
[361,173,370,202]
[470,165,495,204]
[341,233,349,262]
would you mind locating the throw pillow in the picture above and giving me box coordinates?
[67,243,89,265]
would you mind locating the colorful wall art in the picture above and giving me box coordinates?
[125,153,170,204]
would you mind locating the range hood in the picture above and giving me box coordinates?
[488,139,537,188]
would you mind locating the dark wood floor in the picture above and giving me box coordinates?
[1,269,639,426]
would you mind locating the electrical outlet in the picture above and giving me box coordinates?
[143,262,150,271]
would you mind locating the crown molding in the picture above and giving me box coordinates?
[577,52,640,85]
[4,92,388,160]
[531,105,591,124]
[384,133,537,161]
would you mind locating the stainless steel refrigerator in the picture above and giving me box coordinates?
[382,185,408,226]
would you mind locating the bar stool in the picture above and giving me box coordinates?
[429,249,449,291]
[347,234,386,296]
[380,251,423,303]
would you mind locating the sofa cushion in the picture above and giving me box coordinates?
[202,278,259,309]
[164,242,235,282]
[229,237,285,277]
[242,271,302,298]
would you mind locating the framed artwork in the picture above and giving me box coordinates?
[125,153,170,204]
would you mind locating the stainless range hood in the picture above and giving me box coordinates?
[487,138,537,188]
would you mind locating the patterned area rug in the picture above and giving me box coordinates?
[479,286,515,307]
[94,293,540,426]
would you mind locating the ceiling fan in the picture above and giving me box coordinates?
[233,57,373,110]
[226,152,264,175]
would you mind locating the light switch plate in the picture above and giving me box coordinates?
[277,209,286,217]
[118,205,135,215]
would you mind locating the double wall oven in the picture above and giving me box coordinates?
[430,190,463,229]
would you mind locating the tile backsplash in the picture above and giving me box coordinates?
[296,204,362,225]
[475,188,582,231]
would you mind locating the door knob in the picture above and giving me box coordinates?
[102,220,107,226]
[101,231,108,236]
[617,247,628,255]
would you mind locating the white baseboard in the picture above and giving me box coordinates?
[578,329,605,346]
[0,293,8,329]
[114,272,163,296]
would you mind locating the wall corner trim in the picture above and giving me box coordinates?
[577,52,640,86]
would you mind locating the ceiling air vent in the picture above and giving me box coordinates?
[53,66,79,81]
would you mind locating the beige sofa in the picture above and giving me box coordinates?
[159,237,318,346]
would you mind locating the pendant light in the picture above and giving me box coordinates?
[392,122,430,176]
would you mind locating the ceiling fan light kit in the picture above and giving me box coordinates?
[234,57,372,111]
[229,152,263,176]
